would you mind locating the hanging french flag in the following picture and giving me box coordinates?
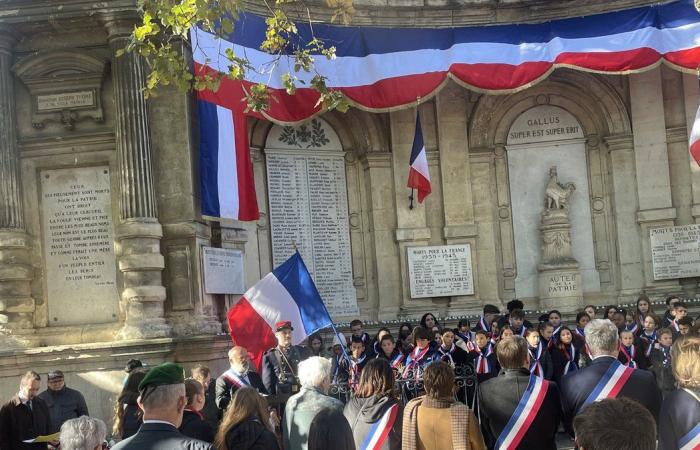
[407,114,431,203]
[227,251,333,371]
[689,98,700,166]
[198,98,259,221]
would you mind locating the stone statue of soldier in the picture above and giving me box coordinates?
[261,321,311,407]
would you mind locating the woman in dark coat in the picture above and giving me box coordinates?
[214,387,279,450]
[112,367,148,440]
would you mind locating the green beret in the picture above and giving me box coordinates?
[138,363,184,392]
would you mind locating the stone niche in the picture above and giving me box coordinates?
[13,50,107,130]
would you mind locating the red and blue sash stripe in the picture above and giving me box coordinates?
[495,375,549,450]
[223,369,250,389]
[359,403,399,450]
[582,360,635,407]
[679,422,700,450]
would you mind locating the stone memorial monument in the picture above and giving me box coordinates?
[538,167,583,311]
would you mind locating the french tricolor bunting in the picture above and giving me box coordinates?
[226,252,333,371]
[689,94,700,166]
[407,114,431,203]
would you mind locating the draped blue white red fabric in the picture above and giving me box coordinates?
[192,0,700,219]
[407,115,431,203]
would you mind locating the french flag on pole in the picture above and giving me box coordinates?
[198,99,260,221]
[407,114,431,203]
[227,252,333,371]
[689,97,700,166]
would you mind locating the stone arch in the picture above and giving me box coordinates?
[468,70,629,302]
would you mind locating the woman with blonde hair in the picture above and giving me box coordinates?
[658,336,700,450]
[214,387,279,450]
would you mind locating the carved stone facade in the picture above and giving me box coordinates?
[1,0,699,428]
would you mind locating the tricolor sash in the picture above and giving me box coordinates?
[359,403,399,450]
[641,330,657,357]
[574,327,585,339]
[403,346,430,379]
[626,323,639,335]
[672,320,681,332]
[582,360,635,407]
[439,344,457,367]
[528,343,543,377]
[389,352,404,370]
[476,346,492,374]
[456,331,472,344]
[479,317,491,335]
[561,343,578,375]
[350,355,367,386]
[679,422,700,450]
[619,344,637,368]
[495,375,550,450]
[223,369,250,389]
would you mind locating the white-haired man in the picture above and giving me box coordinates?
[215,346,268,414]
[283,356,343,450]
[560,319,661,436]
[59,416,107,450]
[111,363,212,450]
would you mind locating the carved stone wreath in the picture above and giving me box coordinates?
[278,119,330,148]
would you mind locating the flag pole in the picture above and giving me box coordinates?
[409,188,415,210]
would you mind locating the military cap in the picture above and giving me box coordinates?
[275,320,294,332]
[138,362,184,392]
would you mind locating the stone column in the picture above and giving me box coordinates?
[102,15,171,339]
[629,68,678,294]
[0,27,35,338]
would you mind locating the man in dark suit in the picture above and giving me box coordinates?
[0,371,53,450]
[560,319,662,436]
[215,346,268,413]
[111,362,213,450]
[478,336,561,450]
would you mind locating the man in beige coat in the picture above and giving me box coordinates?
[402,361,486,450]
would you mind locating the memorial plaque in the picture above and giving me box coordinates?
[266,149,359,317]
[507,105,584,145]
[37,91,95,111]
[203,247,245,294]
[407,244,474,298]
[41,166,118,326]
[650,224,700,280]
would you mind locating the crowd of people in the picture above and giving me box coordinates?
[0,296,699,450]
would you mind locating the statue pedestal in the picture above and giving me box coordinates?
[537,208,582,312]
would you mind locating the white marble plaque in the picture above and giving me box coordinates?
[41,166,118,326]
[203,247,245,294]
[37,91,95,111]
[407,244,474,298]
[266,148,359,317]
[650,224,700,280]
[507,105,584,145]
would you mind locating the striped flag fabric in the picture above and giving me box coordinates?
[198,97,259,221]
[690,99,700,166]
[191,0,700,126]
[407,114,431,203]
[226,251,333,371]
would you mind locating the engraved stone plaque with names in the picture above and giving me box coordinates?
[41,166,118,326]
[266,149,359,317]
[203,247,245,294]
[37,91,95,112]
[650,224,700,280]
[407,244,474,298]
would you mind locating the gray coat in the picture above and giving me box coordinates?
[111,422,213,450]
[37,387,88,433]
[283,386,344,450]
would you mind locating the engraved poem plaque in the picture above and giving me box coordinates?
[650,224,700,280]
[41,166,119,325]
[266,149,359,317]
[203,247,245,295]
[407,244,474,298]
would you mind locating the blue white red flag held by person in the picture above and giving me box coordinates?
[226,251,333,371]
[407,113,431,204]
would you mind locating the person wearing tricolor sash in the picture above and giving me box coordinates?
[343,359,403,450]
[574,311,590,342]
[507,309,528,337]
[550,327,582,385]
[470,330,500,384]
[525,328,552,380]
[617,330,648,370]
[640,314,659,358]
[375,334,405,378]
[216,346,268,414]
[650,328,676,397]
[478,336,561,450]
[560,319,661,437]
[454,319,474,352]
[658,336,700,450]
[472,304,500,337]
[342,336,369,390]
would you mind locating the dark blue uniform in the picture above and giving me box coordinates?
[658,388,700,450]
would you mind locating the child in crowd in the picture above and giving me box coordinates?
[617,330,647,369]
[376,334,404,376]
[499,325,515,340]
[574,311,589,340]
[437,328,471,371]
[662,296,681,327]
[349,319,372,347]
[604,305,618,321]
[624,310,640,335]
[473,304,500,336]
[671,302,689,336]
[330,334,349,384]
[584,305,596,319]
[640,314,659,357]
[370,327,390,358]
[548,310,563,343]
[677,317,693,338]
[649,328,675,397]
[508,309,527,336]
[549,326,580,385]
[402,326,439,380]
[345,336,368,389]
[539,322,555,350]
[490,320,500,346]
[454,318,473,351]
[526,328,552,379]
[635,294,653,329]
[470,330,499,383]
[397,322,413,354]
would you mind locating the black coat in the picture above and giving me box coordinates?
[37,386,89,434]
[111,422,213,450]
[215,370,268,412]
[549,342,582,385]
[478,368,561,450]
[121,403,143,440]
[529,344,553,380]
[0,395,52,450]
[560,356,662,436]
[179,410,215,443]
[225,417,279,450]
[658,388,700,450]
